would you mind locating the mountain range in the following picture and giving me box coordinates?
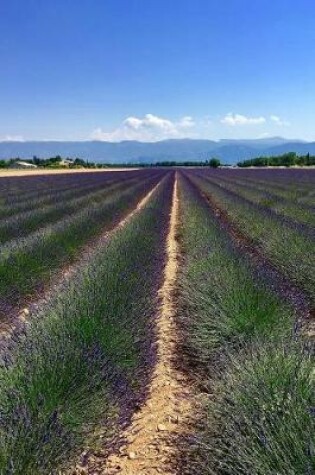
[0,137,314,164]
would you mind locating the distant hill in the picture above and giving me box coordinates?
[0,138,314,164]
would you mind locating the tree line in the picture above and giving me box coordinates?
[0,156,103,169]
[237,152,315,167]
[0,157,223,169]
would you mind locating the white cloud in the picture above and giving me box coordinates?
[91,114,196,142]
[123,116,143,130]
[178,116,195,128]
[258,132,272,138]
[221,113,266,126]
[124,114,174,132]
[90,112,292,142]
[0,135,25,142]
[270,115,290,126]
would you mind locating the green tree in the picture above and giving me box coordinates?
[209,158,221,168]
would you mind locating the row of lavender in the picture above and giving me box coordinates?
[0,171,174,474]
[0,170,156,219]
[185,168,315,305]
[213,167,315,190]
[194,168,315,224]
[0,169,166,318]
[176,171,314,474]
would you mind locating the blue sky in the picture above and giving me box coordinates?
[0,0,314,142]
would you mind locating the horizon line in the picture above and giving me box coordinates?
[0,136,308,144]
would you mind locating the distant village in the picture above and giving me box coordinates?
[0,156,104,169]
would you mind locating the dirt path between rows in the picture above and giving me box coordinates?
[74,173,201,474]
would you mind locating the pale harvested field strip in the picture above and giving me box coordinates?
[0,168,139,177]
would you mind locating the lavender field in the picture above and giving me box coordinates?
[0,168,313,474]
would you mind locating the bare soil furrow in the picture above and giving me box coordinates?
[72,173,201,475]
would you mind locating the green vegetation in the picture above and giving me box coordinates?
[0,173,173,474]
[177,173,314,474]
[0,167,313,474]
[193,171,315,227]
[208,342,314,475]
[177,173,293,364]
[238,152,315,167]
[0,176,159,304]
[208,157,221,168]
[186,171,315,304]
[4,156,101,169]
[0,175,139,244]
[0,172,136,218]
[0,157,225,169]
